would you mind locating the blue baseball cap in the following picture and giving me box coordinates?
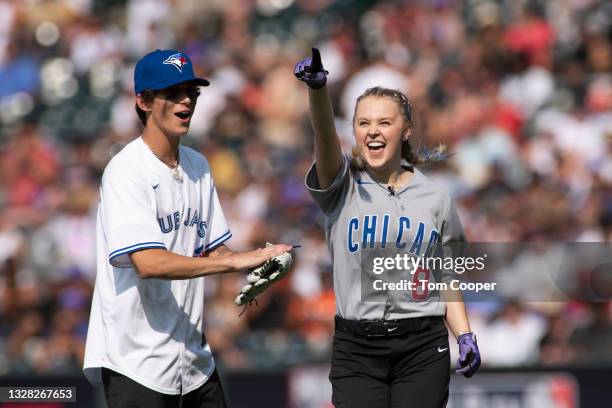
[134,49,209,95]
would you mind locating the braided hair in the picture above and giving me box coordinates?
[351,87,432,170]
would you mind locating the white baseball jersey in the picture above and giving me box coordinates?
[83,136,231,395]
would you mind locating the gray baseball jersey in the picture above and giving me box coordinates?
[306,156,465,320]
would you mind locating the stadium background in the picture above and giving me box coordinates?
[0,0,611,407]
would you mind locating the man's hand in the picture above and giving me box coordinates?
[455,332,481,378]
[228,244,292,272]
[235,243,293,307]
[294,47,329,89]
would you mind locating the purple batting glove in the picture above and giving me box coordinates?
[294,47,328,89]
[455,332,481,378]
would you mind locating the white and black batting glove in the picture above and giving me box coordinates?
[235,243,293,310]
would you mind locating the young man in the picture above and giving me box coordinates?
[83,49,291,408]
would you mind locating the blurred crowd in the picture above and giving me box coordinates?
[0,0,611,376]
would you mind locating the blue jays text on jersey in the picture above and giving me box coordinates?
[158,207,207,238]
[347,214,439,256]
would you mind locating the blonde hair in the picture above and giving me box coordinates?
[351,87,443,170]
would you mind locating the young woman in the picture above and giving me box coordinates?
[294,48,481,407]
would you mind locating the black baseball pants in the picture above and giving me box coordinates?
[102,367,228,408]
[330,316,450,408]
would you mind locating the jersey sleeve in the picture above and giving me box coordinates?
[204,181,232,253]
[305,155,350,216]
[102,164,166,268]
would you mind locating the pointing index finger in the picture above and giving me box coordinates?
[311,47,323,71]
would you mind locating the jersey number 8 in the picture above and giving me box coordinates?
[411,267,430,301]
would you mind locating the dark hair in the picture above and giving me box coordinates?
[135,90,155,126]
[351,86,424,169]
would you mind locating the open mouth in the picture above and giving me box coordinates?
[175,111,192,120]
[367,141,386,152]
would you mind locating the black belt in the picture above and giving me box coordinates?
[335,315,440,338]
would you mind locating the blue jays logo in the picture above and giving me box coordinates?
[163,53,188,72]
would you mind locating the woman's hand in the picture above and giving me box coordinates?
[455,332,481,378]
[294,48,329,89]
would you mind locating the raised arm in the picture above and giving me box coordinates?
[295,48,343,189]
